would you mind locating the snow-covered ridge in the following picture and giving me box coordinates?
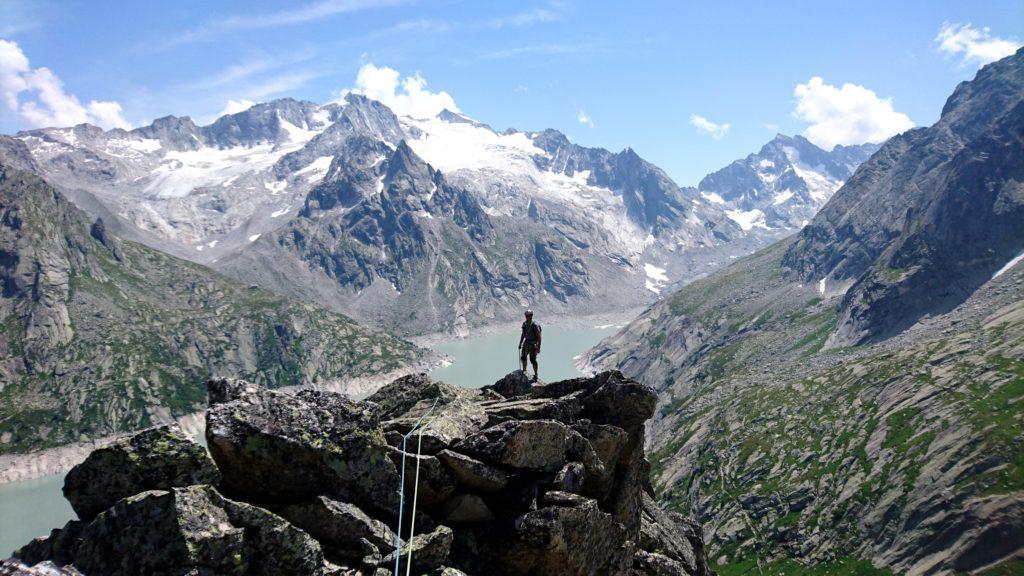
[404,113,655,256]
[12,95,760,293]
[697,134,878,231]
[14,105,340,260]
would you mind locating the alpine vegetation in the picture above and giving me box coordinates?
[584,49,1024,575]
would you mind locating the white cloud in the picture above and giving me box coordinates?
[489,8,558,28]
[577,109,594,128]
[689,114,730,140]
[343,63,458,119]
[792,76,914,150]
[480,43,586,60]
[936,22,1021,67]
[218,99,256,118]
[169,0,408,45]
[0,39,130,130]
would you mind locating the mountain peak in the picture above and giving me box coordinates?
[386,139,433,182]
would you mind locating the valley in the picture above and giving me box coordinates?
[1,8,1021,573]
[584,48,1024,574]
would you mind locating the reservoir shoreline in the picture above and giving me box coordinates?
[0,310,631,485]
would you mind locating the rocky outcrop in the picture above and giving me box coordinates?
[4,370,710,575]
[62,424,219,520]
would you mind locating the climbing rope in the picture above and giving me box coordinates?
[405,419,429,576]
[392,398,439,576]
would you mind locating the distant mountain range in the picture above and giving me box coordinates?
[583,48,1024,574]
[4,94,875,335]
[698,134,879,230]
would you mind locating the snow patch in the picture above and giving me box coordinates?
[993,251,1024,280]
[271,206,290,218]
[818,278,826,295]
[248,234,261,242]
[404,116,546,173]
[772,190,794,205]
[105,138,163,157]
[725,208,768,231]
[784,146,842,203]
[701,191,726,204]
[296,155,333,177]
[146,142,300,198]
[278,115,320,144]
[644,263,669,294]
[264,180,288,195]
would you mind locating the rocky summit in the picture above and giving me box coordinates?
[3,370,711,576]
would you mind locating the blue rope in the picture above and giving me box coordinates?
[392,398,439,576]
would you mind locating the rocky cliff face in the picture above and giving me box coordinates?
[582,50,1024,575]
[0,162,426,454]
[4,370,711,576]
[219,136,645,336]
[783,48,1024,345]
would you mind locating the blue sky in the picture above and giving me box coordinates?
[1,0,1021,186]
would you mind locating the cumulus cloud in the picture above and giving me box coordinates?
[218,99,256,118]
[793,77,914,150]
[342,63,458,119]
[689,114,730,140]
[0,39,130,130]
[935,22,1021,67]
[577,109,594,128]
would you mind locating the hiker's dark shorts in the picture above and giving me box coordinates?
[521,341,538,362]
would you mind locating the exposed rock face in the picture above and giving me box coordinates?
[205,378,399,514]
[5,370,710,575]
[62,424,220,520]
[279,496,398,564]
[782,48,1024,345]
[583,50,1024,576]
[0,164,427,455]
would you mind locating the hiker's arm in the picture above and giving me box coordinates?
[518,332,524,348]
[536,330,541,353]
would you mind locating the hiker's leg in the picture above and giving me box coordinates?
[520,347,528,372]
[530,350,539,380]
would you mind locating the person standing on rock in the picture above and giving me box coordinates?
[519,309,542,382]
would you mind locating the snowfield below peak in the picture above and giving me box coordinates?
[404,116,545,173]
[726,208,767,231]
